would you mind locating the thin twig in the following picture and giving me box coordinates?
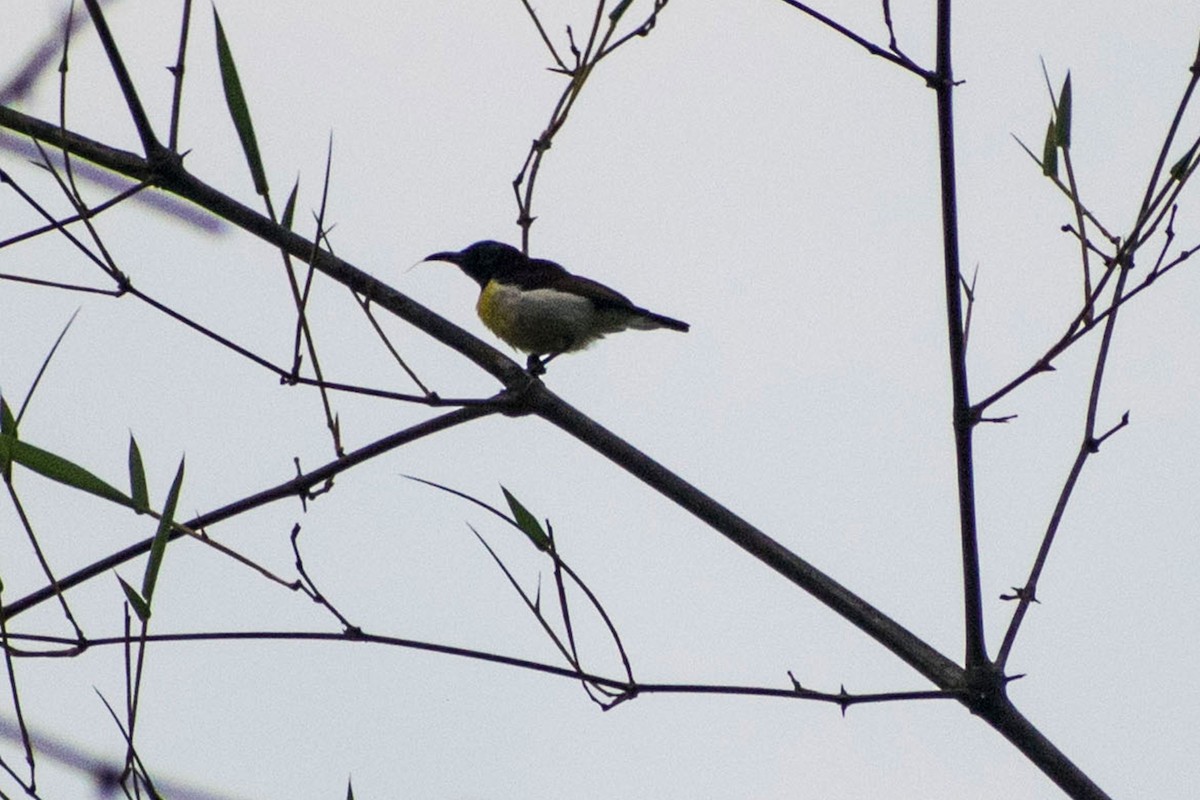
[4,629,962,712]
[776,0,931,80]
[995,267,1132,670]
[1,406,500,622]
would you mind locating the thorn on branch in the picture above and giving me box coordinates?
[1000,586,1038,603]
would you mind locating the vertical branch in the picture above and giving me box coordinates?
[932,0,987,671]
[166,0,195,151]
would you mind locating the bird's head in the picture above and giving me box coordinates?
[423,240,525,287]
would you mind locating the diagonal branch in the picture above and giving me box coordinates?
[776,0,932,80]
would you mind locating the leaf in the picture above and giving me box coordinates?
[609,0,634,23]
[0,396,15,436]
[213,8,269,197]
[118,576,151,622]
[282,178,299,230]
[0,396,15,481]
[1055,73,1072,149]
[1169,142,1198,181]
[0,435,133,507]
[142,457,185,604]
[128,435,149,513]
[501,486,550,551]
[17,308,80,428]
[1041,118,1058,178]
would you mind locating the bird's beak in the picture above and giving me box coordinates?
[423,250,462,265]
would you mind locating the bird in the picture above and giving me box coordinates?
[423,240,689,374]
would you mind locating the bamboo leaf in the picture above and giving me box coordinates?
[609,0,634,23]
[128,435,149,513]
[282,178,299,230]
[1055,73,1072,149]
[0,396,15,436]
[1041,118,1058,178]
[501,486,550,551]
[0,397,14,481]
[1169,142,1198,181]
[0,435,133,507]
[213,8,269,196]
[142,457,185,603]
[118,576,151,622]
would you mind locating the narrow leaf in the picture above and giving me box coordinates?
[0,396,15,436]
[0,397,15,481]
[1169,142,1198,181]
[281,178,300,230]
[128,435,149,513]
[609,0,634,23]
[17,308,80,428]
[118,576,151,622]
[142,457,185,603]
[1055,73,1072,149]
[501,486,550,551]
[213,8,269,196]
[0,435,132,507]
[1041,118,1058,178]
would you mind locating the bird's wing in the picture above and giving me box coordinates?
[526,261,638,310]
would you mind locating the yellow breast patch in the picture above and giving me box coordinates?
[476,280,603,355]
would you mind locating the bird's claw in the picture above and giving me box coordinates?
[526,354,547,376]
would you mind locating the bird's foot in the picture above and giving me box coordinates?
[525,353,561,376]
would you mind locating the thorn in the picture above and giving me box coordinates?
[999,586,1038,603]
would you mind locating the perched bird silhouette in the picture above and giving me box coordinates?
[424,240,689,374]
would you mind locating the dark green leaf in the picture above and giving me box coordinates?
[1055,73,1072,149]
[346,779,355,800]
[0,435,133,507]
[118,576,151,622]
[142,457,185,603]
[1169,142,1198,181]
[1041,118,1058,178]
[213,8,269,197]
[501,486,550,551]
[0,397,15,481]
[282,178,300,230]
[128,435,149,513]
[0,397,15,436]
[609,0,634,23]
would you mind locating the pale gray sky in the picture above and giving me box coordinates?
[2,2,1199,798]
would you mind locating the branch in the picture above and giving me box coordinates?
[1,406,497,621]
[775,0,932,80]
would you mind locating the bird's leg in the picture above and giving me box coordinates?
[525,353,562,375]
[526,354,547,375]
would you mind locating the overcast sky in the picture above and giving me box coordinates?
[3,2,1200,798]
